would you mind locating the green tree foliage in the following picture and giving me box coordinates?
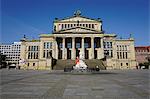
[139,61,150,69]
[0,53,7,67]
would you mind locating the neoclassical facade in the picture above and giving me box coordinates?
[20,11,137,70]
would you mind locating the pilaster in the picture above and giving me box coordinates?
[71,37,76,59]
[90,37,94,59]
[62,37,66,59]
[81,37,85,59]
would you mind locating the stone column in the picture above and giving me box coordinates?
[81,37,85,59]
[62,37,66,59]
[71,37,76,60]
[100,38,104,59]
[54,37,58,59]
[90,37,94,59]
[101,38,103,48]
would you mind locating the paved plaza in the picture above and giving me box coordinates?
[0,69,150,99]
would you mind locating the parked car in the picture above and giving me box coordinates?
[8,64,16,69]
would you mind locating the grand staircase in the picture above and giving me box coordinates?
[53,60,75,70]
[84,59,106,70]
[53,59,106,70]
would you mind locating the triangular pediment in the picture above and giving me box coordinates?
[58,16,99,22]
[59,27,98,33]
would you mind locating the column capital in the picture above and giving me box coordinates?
[82,37,85,39]
[53,36,57,39]
[91,37,95,39]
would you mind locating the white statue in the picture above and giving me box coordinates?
[73,52,87,70]
[79,52,84,60]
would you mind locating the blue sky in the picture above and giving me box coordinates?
[1,0,149,46]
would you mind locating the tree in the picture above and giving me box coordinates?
[0,53,7,68]
[139,61,150,69]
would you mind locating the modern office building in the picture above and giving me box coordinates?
[0,42,21,65]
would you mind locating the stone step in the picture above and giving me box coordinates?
[53,59,106,70]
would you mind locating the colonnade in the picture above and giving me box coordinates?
[55,37,104,60]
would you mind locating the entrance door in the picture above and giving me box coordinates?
[67,49,71,59]
[76,49,80,57]
[94,50,97,59]
[85,49,89,59]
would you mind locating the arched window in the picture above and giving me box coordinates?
[121,63,123,66]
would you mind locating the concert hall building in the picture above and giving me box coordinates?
[20,11,137,70]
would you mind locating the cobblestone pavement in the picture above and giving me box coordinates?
[0,69,150,99]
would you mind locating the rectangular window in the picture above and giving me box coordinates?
[37,46,39,51]
[76,43,81,48]
[46,50,49,58]
[121,63,123,66]
[85,43,88,48]
[28,46,31,51]
[110,42,112,48]
[62,24,64,29]
[28,52,30,59]
[92,24,94,28]
[46,43,49,49]
[44,42,46,49]
[86,24,88,27]
[30,52,33,59]
[125,45,127,51]
[34,46,36,51]
[117,52,119,59]
[103,42,106,48]
[107,51,109,56]
[125,52,128,59]
[122,45,124,51]
[36,52,38,59]
[120,45,122,51]
[120,52,122,59]
[31,46,34,51]
[33,63,35,66]
[107,42,109,48]
[43,50,45,58]
[111,50,113,57]
[50,42,52,49]
[89,24,91,28]
[33,52,36,59]
[67,43,71,48]
[123,52,125,59]
[65,24,67,28]
[59,43,62,48]
[44,42,52,49]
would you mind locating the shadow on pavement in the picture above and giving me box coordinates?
[47,70,118,75]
